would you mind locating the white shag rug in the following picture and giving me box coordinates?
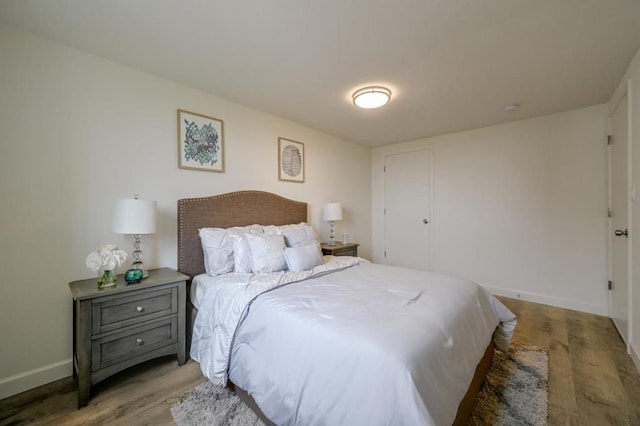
[171,344,548,426]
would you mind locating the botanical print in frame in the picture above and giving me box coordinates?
[278,137,305,183]
[177,109,225,173]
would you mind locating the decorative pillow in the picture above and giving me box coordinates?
[199,225,263,275]
[281,227,310,247]
[228,225,263,273]
[230,224,263,235]
[262,225,280,235]
[283,241,323,272]
[230,233,253,273]
[263,222,314,234]
[199,228,234,275]
[279,223,318,247]
[245,233,287,273]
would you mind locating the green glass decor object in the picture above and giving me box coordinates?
[125,268,144,284]
[98,268,117,289]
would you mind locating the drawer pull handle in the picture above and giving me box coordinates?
[136,306,144,312]
[136,338,144,346]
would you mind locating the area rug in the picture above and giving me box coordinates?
[171,344,548,426]
[467,343,548,425]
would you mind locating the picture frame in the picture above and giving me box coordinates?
[177,109,225,173]
[278,137,305,183]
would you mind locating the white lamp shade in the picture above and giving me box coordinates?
[323,202,343,221]
[112,198,157,234]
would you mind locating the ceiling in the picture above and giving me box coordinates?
[1,1,640,147]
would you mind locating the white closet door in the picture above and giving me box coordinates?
[383,148,432,270]
[609,91,630,347]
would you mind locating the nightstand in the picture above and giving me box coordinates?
[321,242,359,257]
[68,267,188,408]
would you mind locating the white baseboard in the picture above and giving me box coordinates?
[0,358,72,400]
[482,285,608,316]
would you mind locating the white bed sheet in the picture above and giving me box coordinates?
[190,273,221,310]
[191,258,516,426]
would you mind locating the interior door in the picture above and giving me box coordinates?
[610,91,630,346]
[383,149,432,270]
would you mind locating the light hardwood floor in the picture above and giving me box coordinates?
[1,297,639,425]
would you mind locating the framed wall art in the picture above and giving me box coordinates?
[177,109,225,173]
[278,137,305,183]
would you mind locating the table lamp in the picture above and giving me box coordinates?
[112,196,157,279]
[323,202,343,246]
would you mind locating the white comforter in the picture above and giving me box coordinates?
[191,257,516,425]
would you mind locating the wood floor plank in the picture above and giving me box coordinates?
[547,307,580,424]
[2,298,640,425]
[565,309,639,425]
[0,357,204,426]
[572,348,632,424]
[498,297,640,426]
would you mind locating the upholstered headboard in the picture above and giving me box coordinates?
[177,190,307,278]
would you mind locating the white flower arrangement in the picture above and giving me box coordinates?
[85,244,128,272]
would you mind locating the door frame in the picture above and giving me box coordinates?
[381,146,435,270]
[608,82,632,352]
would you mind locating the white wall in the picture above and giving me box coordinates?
[611,47,640,370]
[0,26,372,398]
[373,105,609,315]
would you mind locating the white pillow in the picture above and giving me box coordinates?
[245,233,287,273]
[279,223,318,247]
[199,225,263,275]
[230,233,253,273]
[229,224,263,236]
[199,228,234,275]
[263,222,315,236]
[262,225,280,235]
[228,225,263,273]
[283,241,323,272]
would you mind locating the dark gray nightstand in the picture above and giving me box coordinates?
[68,267,188,408]
[321,242,359,257]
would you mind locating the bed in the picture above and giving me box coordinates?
[177,190,516,425]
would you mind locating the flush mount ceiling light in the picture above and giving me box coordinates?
[352,86,391,109]
[503,104,519,112]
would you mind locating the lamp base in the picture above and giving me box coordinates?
[130,259,149,280]
[130,235,150,279]
[328,221,338,246]
[125,268,143,284]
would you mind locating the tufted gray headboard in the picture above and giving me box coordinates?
[177,190,307,279]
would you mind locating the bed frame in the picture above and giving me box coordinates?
[177,190,492,426]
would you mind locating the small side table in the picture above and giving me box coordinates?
[321,242,359,257]
[68,267,188,408]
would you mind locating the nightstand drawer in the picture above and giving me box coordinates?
[92,288,177,334]
[330,247,357,256]
[321,242,359,257]
[92,317,177,371]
